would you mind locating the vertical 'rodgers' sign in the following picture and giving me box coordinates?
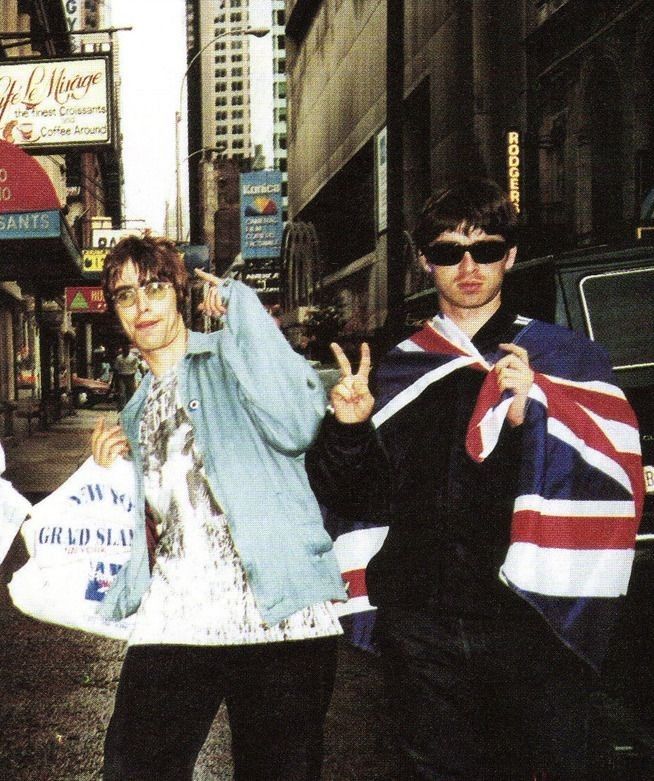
[506,130,521,214]
[0,56,111,149]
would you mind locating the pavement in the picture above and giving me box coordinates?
[3,405,654,778]
[0,402,402,780]
[2,405,118,502]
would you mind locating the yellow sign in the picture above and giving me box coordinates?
[82,248,108,274]
[506,130,521,214]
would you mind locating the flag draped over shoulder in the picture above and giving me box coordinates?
[330,314,642,668]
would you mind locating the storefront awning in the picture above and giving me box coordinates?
[0,140,82,286]
[0,208,83,284]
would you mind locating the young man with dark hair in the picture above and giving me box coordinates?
[307,178,642,779]
[92,234,347,780]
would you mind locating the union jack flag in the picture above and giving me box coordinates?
[331,314,643,668]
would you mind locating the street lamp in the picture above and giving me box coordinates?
[175,26,270,242]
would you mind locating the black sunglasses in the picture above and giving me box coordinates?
[422,239,509,267]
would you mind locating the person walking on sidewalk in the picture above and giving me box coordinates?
[92,235,346,781]
[306,178,642,779]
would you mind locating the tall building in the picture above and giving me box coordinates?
[272,0,288,219]
[191,0,256,163]
[185,0,257,260]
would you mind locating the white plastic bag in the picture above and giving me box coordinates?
[8,456,137,640]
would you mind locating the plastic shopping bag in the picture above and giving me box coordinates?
[8,456,137,640]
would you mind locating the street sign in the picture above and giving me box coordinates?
[91,227,144,249]
[0,209,60,239]
[82,248,108,273]
[65,286,107,313]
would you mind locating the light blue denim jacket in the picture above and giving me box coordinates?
[100,279,347,625]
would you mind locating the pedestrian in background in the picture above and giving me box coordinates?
[307,178,642,779]
[112,345,139,410]
[92,235,346,781]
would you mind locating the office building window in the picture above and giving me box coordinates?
[215,96,227,106]
[231,67,243,77]
[231,54,243,62]
[233,124,244,134]
[215,68,227,78]
[215,83,227,92]
[232,95,243,105]
[230,12,242,23]
[232,81,243,91]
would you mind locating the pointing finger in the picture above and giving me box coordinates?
[194,268,223,286]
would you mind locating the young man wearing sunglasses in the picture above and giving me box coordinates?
[91,235,347,780]
[307,178,642,778]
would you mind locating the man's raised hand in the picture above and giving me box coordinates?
[329,342,374,424]
[195,268,227,318]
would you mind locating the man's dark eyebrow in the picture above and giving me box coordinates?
[112,284,136,294]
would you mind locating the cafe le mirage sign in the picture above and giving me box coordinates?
[0,56,112,150]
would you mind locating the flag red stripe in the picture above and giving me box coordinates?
[341,568,368,599]
[511,509,639,549]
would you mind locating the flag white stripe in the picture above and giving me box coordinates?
[548,418,632,494]
[514,494,636,517]
[332,526,388,572]
[373,356,479,428]
[474,396,513,458]
[333,595,377,617]
[579,404,641,455]
[542,374,627,398]
[501,542,634,597]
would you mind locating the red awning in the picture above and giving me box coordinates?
[0,139,61,213]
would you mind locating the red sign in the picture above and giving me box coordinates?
[0,139,60,213]
[65,286,107,313]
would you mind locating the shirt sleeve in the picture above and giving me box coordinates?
[306,413,391,520]
[218,279,327,455]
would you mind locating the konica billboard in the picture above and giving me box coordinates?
[0,56,112,149]
[240,171,283,260]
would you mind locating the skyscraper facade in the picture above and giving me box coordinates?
[200,0,255,162]
[272,0,288,219]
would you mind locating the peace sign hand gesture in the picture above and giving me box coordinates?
[329,342,374,424]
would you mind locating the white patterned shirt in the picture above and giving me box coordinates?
[128,367,342,646]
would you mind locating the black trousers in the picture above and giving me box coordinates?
[103,637,338,781]
[375,607,596,781]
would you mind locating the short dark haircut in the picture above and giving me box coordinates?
[413,177,518,253]
[102,234,189,316]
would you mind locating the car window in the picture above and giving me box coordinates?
[579,267,654,371]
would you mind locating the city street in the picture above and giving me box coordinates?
[0,408,401,780]
[2,410,654,779]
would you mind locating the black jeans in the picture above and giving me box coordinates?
[375,607,596,781]
[103,637,338,781]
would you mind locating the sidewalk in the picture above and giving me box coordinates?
[2,406,118,501]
